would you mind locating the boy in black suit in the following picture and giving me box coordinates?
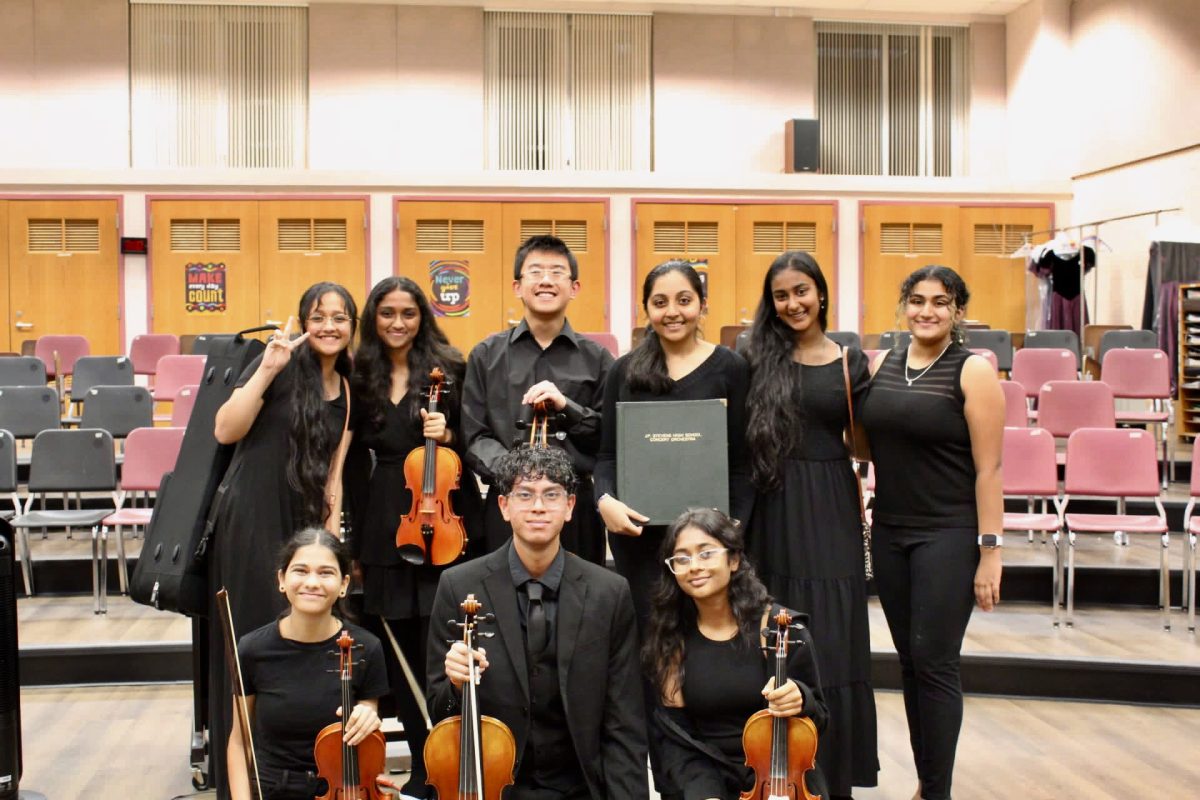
[427,446,648,800]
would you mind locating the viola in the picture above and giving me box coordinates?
[740,609,821,800]
[523,399,565,448]
[425,595,516,800]
[217,588,265,800]
[313,630,389,800]
[396,367,467,566]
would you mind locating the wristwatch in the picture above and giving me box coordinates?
[977,533,1003,549]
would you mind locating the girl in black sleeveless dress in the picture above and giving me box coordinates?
[860,266,1004,800]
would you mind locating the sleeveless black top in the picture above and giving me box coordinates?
[860,343,977,528]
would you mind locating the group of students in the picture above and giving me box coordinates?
[205,233,1006,800]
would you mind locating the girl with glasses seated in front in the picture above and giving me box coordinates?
[643,508,829,800]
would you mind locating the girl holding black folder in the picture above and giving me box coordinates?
[594,260,752,798]
[742,251,878,800]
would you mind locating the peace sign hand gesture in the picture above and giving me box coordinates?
[261,318,310,376]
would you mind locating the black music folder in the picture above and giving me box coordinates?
[616,399,729,526]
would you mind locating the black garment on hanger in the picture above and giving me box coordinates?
[1032,244,1095,300]
[1142,241,1200,330]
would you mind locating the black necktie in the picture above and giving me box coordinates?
[526,580,547,655]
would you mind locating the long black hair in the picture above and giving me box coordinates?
[744,252,829,489]
[897,264,971,344]
[625,260,706,394]
[642,508,771,702]
[288,282,358,527]
[351,276,464,433]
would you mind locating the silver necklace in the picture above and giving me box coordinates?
[904,341,953,386]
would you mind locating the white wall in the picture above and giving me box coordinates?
[1005,0,1073,180]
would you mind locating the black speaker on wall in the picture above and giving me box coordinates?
[785,119,820,173]
[0,521,45,800]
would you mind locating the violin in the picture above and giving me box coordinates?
[313,630,389,800]
[396,367,467,566]
[217,588,265,800]
[425,595,516,800]
[740,609,821,800]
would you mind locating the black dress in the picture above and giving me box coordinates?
[206,354,350,800]
[745,348,879,795]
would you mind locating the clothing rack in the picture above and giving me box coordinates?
[1020,207,1184,338]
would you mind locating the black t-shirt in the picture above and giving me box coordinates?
[238,619,389,788]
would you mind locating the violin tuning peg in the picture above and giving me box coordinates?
[478,631,495,639]
[481,612,496,623]
[445,638,456,645]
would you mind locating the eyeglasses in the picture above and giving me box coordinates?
[664,547,728,575]
[508,488,569,507]
[521,267,572,282]
[307,314,353,326]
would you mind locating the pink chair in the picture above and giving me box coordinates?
[153,355,206,421]
[129,334,181,377]
[1182,445,1200,632]
[1037,381,1115,467]
[1057,428,1169,628]
[100,427,186,602]
[1011,348,1077,401]
[1001,428,1063,617]
[863,349,884,366]
[1101,348,1173,487]
[170,384,199,428]
[969,348,999,372]
[33,335,90,380]
[999,380,1028,428]
[581,331,619,358]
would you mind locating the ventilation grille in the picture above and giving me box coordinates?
[27,219,100,253]
[131,4,308,168]
[171,219,242,252]
[880,222,943,255]
[484,11,651,170]
[519,219,589,252]
[752,222,818,254]
[973,223,1033,255]
[653,221,719,253]
[416,219,485,252]
[275,218,347,252]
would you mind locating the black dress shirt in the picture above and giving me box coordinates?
[508,544,565,638]
[462,319,613,483]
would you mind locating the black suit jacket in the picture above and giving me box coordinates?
[427,543,649,800]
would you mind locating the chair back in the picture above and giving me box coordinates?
[1011,348,1077,398]
[863,349,884,366]
[1083,324,1131,362]
[170,385,200,428]
[580,332,619,358]
[192,335,221,357]
[999,380,1027,427]
[80,386,155,437]
[969,348,999,371]
[27,428,117,492]
[1002,427,1058,496]
[1037,381,1115,438]
[120,427,186,492]
[1101,348,1170,399]
[734,330,750,354]
[153,355,206,401]
[68,356,134,400]
[827,331,862,350]
[0,356,47,387]
[878,331,912,351]
[963,329,1013,371]
[33,335,90,379]
[1098,329,1157,365]
[1023,329,1081,368]
[719,326,746,350]
[19,340,36,357]
[178,334,200,355]
[0,387,61,438]
[1063,428,1160,498]
[129,334,181,375]
[0,430,17,493]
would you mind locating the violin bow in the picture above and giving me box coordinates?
[217,588,265,800]
[380,619,432,730]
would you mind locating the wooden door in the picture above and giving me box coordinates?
[862,205,961,334]
[0,202,9,353]
[958,206,1053,331]
[149,200,261,337]
[502,202,609,335]
[258,200,368,326]
[634,204,737,343]
[734,204,838,330]
[396,201,505,354]
[9,200,120,353]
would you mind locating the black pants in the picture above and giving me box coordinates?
[872,522,978,800]
[482,478,605,564]
[362,613,431,795]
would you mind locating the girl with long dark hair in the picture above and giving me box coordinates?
[347,276,480,799]
[208,281,359,798]
[227,528,389,800]
[861,265,1004,800]
[742,251,878,799]
[643,508,828,800]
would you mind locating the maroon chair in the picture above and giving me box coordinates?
[170,384,200,428]
[130,334,181,377]
[1001,428,1063,616]
[1036,381,1115,466]
[1101,348,1173,487]
[581,331,619,358]
[1011,348,1077,401]
[999,380,1028,428]
[33,335,90,380]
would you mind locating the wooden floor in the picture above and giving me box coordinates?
[15,684,1200,800]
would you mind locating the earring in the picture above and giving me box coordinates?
[279,586,286,593]
[340,591,347,598]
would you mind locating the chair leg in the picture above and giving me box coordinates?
[98,526,108,615]
[115,525,128,595]
[16,526,33,597]
[1067,530,1076,627]
[1027,498,1034,543]
[1051,529,1062,627]
[1160,533,1171,631]
[90,526,101,615]
[1189,533,1197,634]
